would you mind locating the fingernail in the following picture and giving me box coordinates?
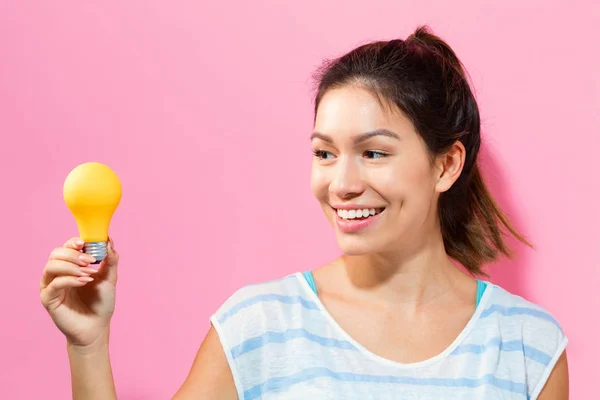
[80,267,99,274]
[75,239,85,246]
[77,276,94,283]
[87,263,101,271]
[79,254,96,264]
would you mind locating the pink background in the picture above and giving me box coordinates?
[1,1,598,398]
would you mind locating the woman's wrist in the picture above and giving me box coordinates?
[67,329,111,356]
[67,329,116,400]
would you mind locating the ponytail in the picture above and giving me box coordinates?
[441,164,532,276]
[409,26,533,275]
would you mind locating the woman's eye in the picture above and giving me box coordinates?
[364,150,387,159]
[313,150,334,160]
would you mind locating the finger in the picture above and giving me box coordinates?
[41,259,98,284]
[42,251,98,291]
[64,237,85,251]
[49,247,96,265]
[95,240,119,283]
[40,275,94,309]
[103,239,119,267]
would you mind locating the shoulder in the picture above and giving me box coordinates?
[482,283,568,399]
[211,272,310,328]
[209,272,316,356]
[208,272,315,395]
[483,283,567,348]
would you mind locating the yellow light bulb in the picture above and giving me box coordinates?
[63,162,122,263]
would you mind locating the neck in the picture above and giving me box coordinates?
[338,232,473,307]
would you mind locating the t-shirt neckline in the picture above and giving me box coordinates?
[293,271,493,369]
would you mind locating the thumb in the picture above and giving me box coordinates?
[104,238,119,266]
[97,237,119,282]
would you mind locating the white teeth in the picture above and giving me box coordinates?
[337,208,382,220]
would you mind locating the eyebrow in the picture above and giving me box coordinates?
[310,129,401,144]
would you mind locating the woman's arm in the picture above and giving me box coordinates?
[67,326,236,400]
[67,331,117,400]
[537,350,569,399]
[172,326,238,400]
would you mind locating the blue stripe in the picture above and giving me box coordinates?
[523,345,553,365]
[218,294,318,324]
[243,367,527,399]
[452,338,552,365]
[480,305,562,331]
[231,328,357,359]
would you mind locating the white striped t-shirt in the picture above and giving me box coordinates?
[210,272,567,399]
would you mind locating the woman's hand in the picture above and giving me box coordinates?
[40,236,119,349]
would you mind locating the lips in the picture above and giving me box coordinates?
[333,207,385,233]
[335,207,385,220]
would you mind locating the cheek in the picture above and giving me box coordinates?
[310,164,327,199]
[369,158,434,203]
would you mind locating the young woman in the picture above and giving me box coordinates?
[40,26,568,399]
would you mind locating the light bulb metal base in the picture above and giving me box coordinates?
[83,241,107,264]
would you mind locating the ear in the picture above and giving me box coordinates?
[434,140,466,193]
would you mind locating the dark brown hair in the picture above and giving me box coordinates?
[312,25,532,276]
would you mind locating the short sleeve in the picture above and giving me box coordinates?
[523,309,568,399]
[209,286,251,400]
[209,283,274,400]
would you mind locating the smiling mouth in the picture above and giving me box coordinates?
[334,207,385,220]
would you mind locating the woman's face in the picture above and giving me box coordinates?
[310,85,445,256]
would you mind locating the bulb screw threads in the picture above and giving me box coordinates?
[83,241,107,264]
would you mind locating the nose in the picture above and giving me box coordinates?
[330,156,365,200]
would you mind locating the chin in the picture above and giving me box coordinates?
[335,234,387,256]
